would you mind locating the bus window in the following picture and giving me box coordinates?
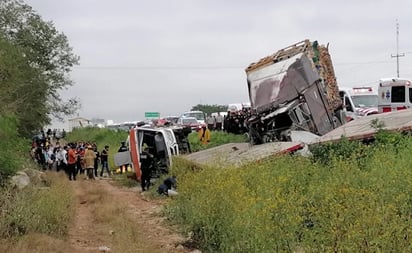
[344,96,353,112]
[391,86,405,103]
[409,88,412,103]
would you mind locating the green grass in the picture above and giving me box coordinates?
[166,131,412,252]
[111,171,140,188]
[0,172,74,239]
[5,125,412,251]
[189,130,247,152]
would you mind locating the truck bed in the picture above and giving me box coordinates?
[312,109,412,145]
[183,142,304,167]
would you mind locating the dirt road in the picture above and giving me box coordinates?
[67,177,195,253]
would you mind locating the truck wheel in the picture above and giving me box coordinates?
[332,116,342,128]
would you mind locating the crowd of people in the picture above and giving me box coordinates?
[204,108,252,135]
[31,133,111,181]
[31,133,178,196]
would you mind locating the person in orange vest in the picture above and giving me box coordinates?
[198,125,210,145]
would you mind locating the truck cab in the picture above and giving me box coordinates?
[339,86,378,121]
[245,40,345,145]
[378,78,412,113]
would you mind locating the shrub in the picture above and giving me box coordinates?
[0,115,26,186]
[0,172,74,238]
[166,134,412,252]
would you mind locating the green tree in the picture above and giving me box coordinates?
[0,0,80,136]
[191,104,228,115]
[0,35,50,136]
[0,115,25,185]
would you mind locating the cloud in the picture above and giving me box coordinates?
[25,0,412,125]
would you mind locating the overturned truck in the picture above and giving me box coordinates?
[245,39,345,144]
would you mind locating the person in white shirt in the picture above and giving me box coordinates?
[46,145,55,170]
[206,114,215,130]
[55,146,68,173]
[215,112,224,131]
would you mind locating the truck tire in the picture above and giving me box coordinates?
[332,115,342,128]
[334,110,346,127]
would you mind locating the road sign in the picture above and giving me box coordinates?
[144,112,160,118]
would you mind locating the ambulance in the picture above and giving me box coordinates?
[339,86,378,121]
[378,78,412,113]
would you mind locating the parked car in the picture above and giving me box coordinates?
[164,116,179,124]
[177,117,203,131]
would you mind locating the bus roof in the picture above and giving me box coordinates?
[379,77,412,87]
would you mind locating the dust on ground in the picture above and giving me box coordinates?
[67,176,196,253]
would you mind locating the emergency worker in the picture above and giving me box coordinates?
[140,144,154,192]
[198,125,211,145]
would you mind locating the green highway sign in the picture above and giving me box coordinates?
[144,112,160,118]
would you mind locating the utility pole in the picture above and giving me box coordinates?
[391,20,405,77]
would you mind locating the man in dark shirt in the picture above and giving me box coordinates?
[140,145,154,192]
[100,145,110,177]
[93,144,100,177]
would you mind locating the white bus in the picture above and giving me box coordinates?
[378,77,412,113]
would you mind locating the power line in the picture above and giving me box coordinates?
[335,60,392,66]
[73,66,244,70]
[73,61,397,71]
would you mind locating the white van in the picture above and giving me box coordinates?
[378,78,412,113]
[339,86,378,121]
[181,111,206,124]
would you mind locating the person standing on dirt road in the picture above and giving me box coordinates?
[67,143,77,181]
[84,144,96,180]
[55,145,68,172]
[140,144,154,192]
[93,144,100,178]
[76,145,85,175]
[100,145,111,177]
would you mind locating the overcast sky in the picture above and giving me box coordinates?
[25,0,412,126]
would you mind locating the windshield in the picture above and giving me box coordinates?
[351,95,378,108]
[182,118,198,124]
[183,112,205,121]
